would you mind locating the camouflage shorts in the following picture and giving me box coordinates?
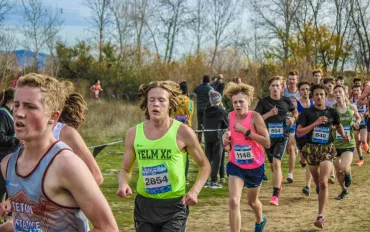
[301,143,334,166]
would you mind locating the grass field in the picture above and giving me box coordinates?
[83,100,370,231]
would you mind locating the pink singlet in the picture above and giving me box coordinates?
[229,110,265,169]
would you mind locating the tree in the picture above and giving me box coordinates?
[0,31,18,87]
[188,0,209,55]
[20,0,63,72]
[249,0,303,65]
[85,0,112,63]
[208,0,240,68]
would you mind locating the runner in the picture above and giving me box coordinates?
[90,79,103,99]
[294,82,314,195]
[323,77,336,107]
[284,71,300,183]
[0,73,118,231]
[332,85,361,200]
[312,69,323,85]
[351,84,368,166]
[54,81,104,184]
[336,76,345,86]
[222,82,270,232]
[357,81,370,150]
[116,81,210,232]
[255,76,298,206]
[296,84,348,229]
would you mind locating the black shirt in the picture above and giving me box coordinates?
[255,96,295,140]
[297,106,340,144]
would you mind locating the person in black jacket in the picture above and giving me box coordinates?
[0,88,19,202]
[194,75,213,142]
[203,90,228,188]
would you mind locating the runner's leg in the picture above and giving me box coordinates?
[228,175,245,232]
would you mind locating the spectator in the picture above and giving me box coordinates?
[90,79,103,99]
[203,90,228,188]
[194,75,213,142]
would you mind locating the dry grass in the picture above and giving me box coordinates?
[80,100,145,144]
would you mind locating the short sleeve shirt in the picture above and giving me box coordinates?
[298,107,340,144]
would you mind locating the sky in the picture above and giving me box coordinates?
[5,0,91,46]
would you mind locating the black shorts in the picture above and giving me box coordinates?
[265,137,288,163]
[336,147,355,157]
[134,194,189,232]
[226,162,265,188]
[367,117,370,132]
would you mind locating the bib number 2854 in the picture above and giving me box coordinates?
[142,164,172,194]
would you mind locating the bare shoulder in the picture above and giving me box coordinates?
[125,126,137,143]
[1,153,14,178]
[60,125,77,137]
[53,149,84,171]
[251,111,264,122]
[177,123,196,139]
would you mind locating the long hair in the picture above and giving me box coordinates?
[138,81,182,120]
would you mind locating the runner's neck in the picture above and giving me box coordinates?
[270,94,281,100]
[236,111,249,122]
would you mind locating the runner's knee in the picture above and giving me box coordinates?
[229,197,240,210]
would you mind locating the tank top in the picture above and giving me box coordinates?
[325,98,336,107]
[284,88,300,103]
[6,141,89,232]
[229,111,265,169]
[332,104,355,149]
[296,100,314,113]
[353,99,368,125]
[134,120,187,199]
[53,122,65,140]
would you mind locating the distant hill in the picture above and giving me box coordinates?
[13,50,49,70]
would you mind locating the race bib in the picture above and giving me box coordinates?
[312,126,330,144]
[142,164,171,194]
[234,144,254,164]
[357,105,367,115]
[268,123,284,138]
[336,126,350,140]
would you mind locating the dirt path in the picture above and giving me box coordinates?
[187,159,370,232]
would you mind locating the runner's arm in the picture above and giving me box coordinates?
[180,125,210,196]
[351,104,362,124]
[58,151,118,232]
[357,86,370,105]
[118,127,136,188]
[60,126,104,185]
[0,155,13,232]
[250,113,270,148]
[0,220,13,231]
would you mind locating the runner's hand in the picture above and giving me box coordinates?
[286,117,294,126]
[269,106,278,116]
[0,200,11,218]
[354,122,360,130]
[234,123,246,134]
[343,134,350,142]
[222,131,231,146]
[116,184,132,198]
[182,189,198,205]
[314,116,327,126]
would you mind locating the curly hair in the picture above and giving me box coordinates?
[223,82,254,103]
[138,81,182,120]
[17,73,67,113]
[59,93,87,129]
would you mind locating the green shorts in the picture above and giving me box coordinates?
[301,143,334,166]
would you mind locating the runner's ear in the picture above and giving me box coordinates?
[48,111,61,125]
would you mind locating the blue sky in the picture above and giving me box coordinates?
[5,0,91,45]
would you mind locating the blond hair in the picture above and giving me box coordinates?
[267,76,284,86]
[223,82,254,103]
[138,81,182,120]
[17,73,66,113]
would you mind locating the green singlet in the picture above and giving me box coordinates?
[332,103,355,149]
[134,120,187,199]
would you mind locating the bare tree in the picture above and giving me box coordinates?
[188,0,209,55]
[349,0,370,75]
[109,0,131,62]
[249,0,303,65]
[157,0,188,63]
[208,0,239,68]
[0,31,18,87]
[0,0,14,27]
[84,0,112,63]
[20,0,63,72]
